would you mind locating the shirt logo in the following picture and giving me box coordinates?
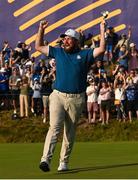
[77,55,81,60]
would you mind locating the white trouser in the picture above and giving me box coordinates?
[41,90,85,164]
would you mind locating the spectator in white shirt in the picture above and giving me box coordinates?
[114,74,126,122]
[86,78,98,124]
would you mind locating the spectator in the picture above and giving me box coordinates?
[117,45,129,71]
[114,26,131,54]
[99,69,111,84]
[9,67,21,114]
[86,78,98,124]
[19,75,29,118]
[126,69,138,84]
[91,36,100,49]
[99,81,112,125]
[113,65,127,79]
[0,67,9,109]
[125,78,138,122]
[32,78,42,116]
[14,42,23,65]
[94,59,105,72]
[2,41,11,62]
[30,68,41,113]
[104,26,119,64]
[40,67,53,123]
[87,67,98,84]
[134,68,138,84]
[22,43,31,59]
[114,73,126,122]
[128,43,138,71]
[3,60,12,78]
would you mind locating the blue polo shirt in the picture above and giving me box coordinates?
[48,46,94,93]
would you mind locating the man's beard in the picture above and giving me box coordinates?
[63,45,74,53]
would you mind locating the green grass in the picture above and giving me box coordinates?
[1,109,138,143]
[0,142,138,179]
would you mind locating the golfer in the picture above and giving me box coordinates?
[35,19,105,172]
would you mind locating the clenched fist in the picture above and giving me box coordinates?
[39,20,49,30]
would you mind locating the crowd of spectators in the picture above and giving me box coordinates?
[0,40,55,122]
[0,25,138,124]
[85,26,138,124]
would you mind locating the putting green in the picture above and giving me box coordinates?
[0,142,138,179]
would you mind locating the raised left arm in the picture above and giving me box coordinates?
[93,20,106,58]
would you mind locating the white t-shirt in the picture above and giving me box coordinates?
[86,85,98,102]
[115,88,125,100]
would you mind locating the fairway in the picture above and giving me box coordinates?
[0,142,138,179]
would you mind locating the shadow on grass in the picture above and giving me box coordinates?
[56,163,138,174]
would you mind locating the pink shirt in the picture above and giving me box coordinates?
[99,87,111,101]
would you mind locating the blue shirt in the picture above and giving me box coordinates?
[0,73,9,91]
[48,46,94,93]
[118,51,128,68]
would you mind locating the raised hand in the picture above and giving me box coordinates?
[39,20,49,30]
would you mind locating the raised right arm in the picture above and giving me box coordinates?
[35,20,49,55]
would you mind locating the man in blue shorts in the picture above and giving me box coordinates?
[35,19,105,172]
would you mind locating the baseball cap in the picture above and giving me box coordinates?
[107,26,113,30]
[130,43,136,48]
[60,29,80,40]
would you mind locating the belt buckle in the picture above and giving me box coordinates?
[70,94,74,98]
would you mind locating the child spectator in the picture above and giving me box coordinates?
[99,81,112,125]
[30,68,41,113]
[32,78,42,116]
[86,78,98,124]
[114,74,126,122]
